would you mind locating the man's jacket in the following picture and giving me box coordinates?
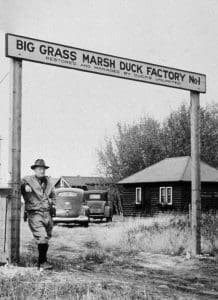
[21,175,56,211]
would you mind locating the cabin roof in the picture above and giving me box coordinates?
[118,156,218,184]
[61,176,111,187]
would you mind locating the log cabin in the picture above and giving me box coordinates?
[118,156,218,216]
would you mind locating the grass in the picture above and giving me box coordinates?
[93,213,217,256]
[0,213,217,299]
[0,271,152,300]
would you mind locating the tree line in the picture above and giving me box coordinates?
[97,103,218,183]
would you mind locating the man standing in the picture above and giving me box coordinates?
[21,159,56,270]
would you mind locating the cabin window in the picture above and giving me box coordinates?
[159,187,172,205]
[136,187,142,204]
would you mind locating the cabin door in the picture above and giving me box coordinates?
[143,186,151,215]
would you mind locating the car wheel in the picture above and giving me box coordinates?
[106,217,112,222]
[83,222,89,227]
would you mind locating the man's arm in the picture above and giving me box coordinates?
[21,178,32,194]
[21,178,27,195]
[21,178,28,222]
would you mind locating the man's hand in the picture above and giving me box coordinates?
[25,184,32,193]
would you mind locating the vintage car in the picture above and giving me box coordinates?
[84,190,113,222]
[53,188,90,227]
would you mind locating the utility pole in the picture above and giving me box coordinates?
[190,91,201,255]
[7,58,22,262]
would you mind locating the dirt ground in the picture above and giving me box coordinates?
[1,217,218,299]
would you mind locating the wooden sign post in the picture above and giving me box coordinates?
[190,91,201,255]
[5,33,206,262]
[0,136,2,184]
[7,58,22,262]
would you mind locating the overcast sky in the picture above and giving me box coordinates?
[0,0,217,182]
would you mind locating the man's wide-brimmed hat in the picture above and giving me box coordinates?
[31,159,49,170]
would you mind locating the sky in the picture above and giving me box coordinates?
[0,0,217,182]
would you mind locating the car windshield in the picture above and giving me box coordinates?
[58,192,78,197]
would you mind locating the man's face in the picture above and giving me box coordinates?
[34,167,46,178]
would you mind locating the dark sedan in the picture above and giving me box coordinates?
[84,190,112,222]
[53,188,90,227]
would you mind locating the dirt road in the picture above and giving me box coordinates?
[15,219,218,299]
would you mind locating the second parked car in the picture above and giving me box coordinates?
[84,190,113,222]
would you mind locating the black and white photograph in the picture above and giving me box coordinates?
[0,1,217,299]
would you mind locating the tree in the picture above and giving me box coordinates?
[97,103,218,182]
[162,103,218,168]
[97,117,163,181]
[200,104,218,167]
[161,103,191,157]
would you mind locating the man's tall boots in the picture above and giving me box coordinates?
[38,243,52,270]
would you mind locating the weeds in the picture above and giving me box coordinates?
[0,213,217,299]
[93,213,217,256]
[201,212,218,254]
[0,267,152,300]
[79,249,107,264]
